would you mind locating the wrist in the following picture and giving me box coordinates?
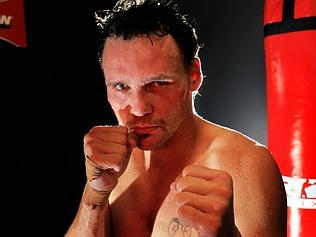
[83,183,111,209]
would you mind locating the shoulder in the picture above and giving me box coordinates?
[197,120,273,171]
[197,121,287,235]
[206,126,282,190]
[197,120,285,205]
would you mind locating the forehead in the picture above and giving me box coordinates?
[102,34,185,78]
[103,34,181,58]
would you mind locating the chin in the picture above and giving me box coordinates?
[137,141,162,151]
[137,134,170,151]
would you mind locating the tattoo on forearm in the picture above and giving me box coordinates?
[168,217,191,236]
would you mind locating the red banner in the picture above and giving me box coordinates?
[0,0,27,47]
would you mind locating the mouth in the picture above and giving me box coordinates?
[131,126,160,134]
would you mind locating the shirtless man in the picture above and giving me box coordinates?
[66,0,287,236]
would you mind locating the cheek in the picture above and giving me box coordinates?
[108,97,121,111]
[107,91,127,110]
[169,85,190,105]
[157,86,190,115]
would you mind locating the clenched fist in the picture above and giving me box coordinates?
[82,125,137,208]
[171,165,237,237]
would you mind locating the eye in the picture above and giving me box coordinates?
[114,83,129,91]
[152,80,169,86]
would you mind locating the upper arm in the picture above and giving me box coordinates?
[233,145,287,237]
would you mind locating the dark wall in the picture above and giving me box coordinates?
[1,0,266,236]
[2,1,116,236]
[180,0,267,145]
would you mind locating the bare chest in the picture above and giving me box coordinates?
[152,191,198,237]
[110,182,198,237]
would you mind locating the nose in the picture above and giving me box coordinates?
[128,90,152,117]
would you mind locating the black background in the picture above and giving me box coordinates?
[1,0,266,236]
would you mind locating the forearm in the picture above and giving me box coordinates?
[65,184,112,237]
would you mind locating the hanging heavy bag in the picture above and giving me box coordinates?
[264,0,316,236]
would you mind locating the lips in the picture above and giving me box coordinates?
[131,126,160,134]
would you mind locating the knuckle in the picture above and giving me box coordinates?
[84,142,98,156]
[89,125,102,133]
[218,184,233,198]
[176,177,185,188]
[176,177,190,191]
[117,125,128,133]
[112,125,128,134]
[203,215,221,232]
[212,200,228,213]
[218,171,233,183]
[83,132,94,144]
[175,192,189,204]
[182,165,194,176]
[84,138,94,148]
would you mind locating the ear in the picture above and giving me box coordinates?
[189,57,203,92]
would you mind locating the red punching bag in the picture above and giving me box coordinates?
[264,0,316,236]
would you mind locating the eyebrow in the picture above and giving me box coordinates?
[142,74,176,84]
[105,74,176,87]
[105,80,122,87]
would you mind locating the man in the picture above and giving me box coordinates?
[66,0,287,236]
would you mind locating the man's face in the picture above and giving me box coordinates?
[102,34,194,150]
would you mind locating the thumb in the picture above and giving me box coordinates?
[120,132,138,175]
[127,131,138,149]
